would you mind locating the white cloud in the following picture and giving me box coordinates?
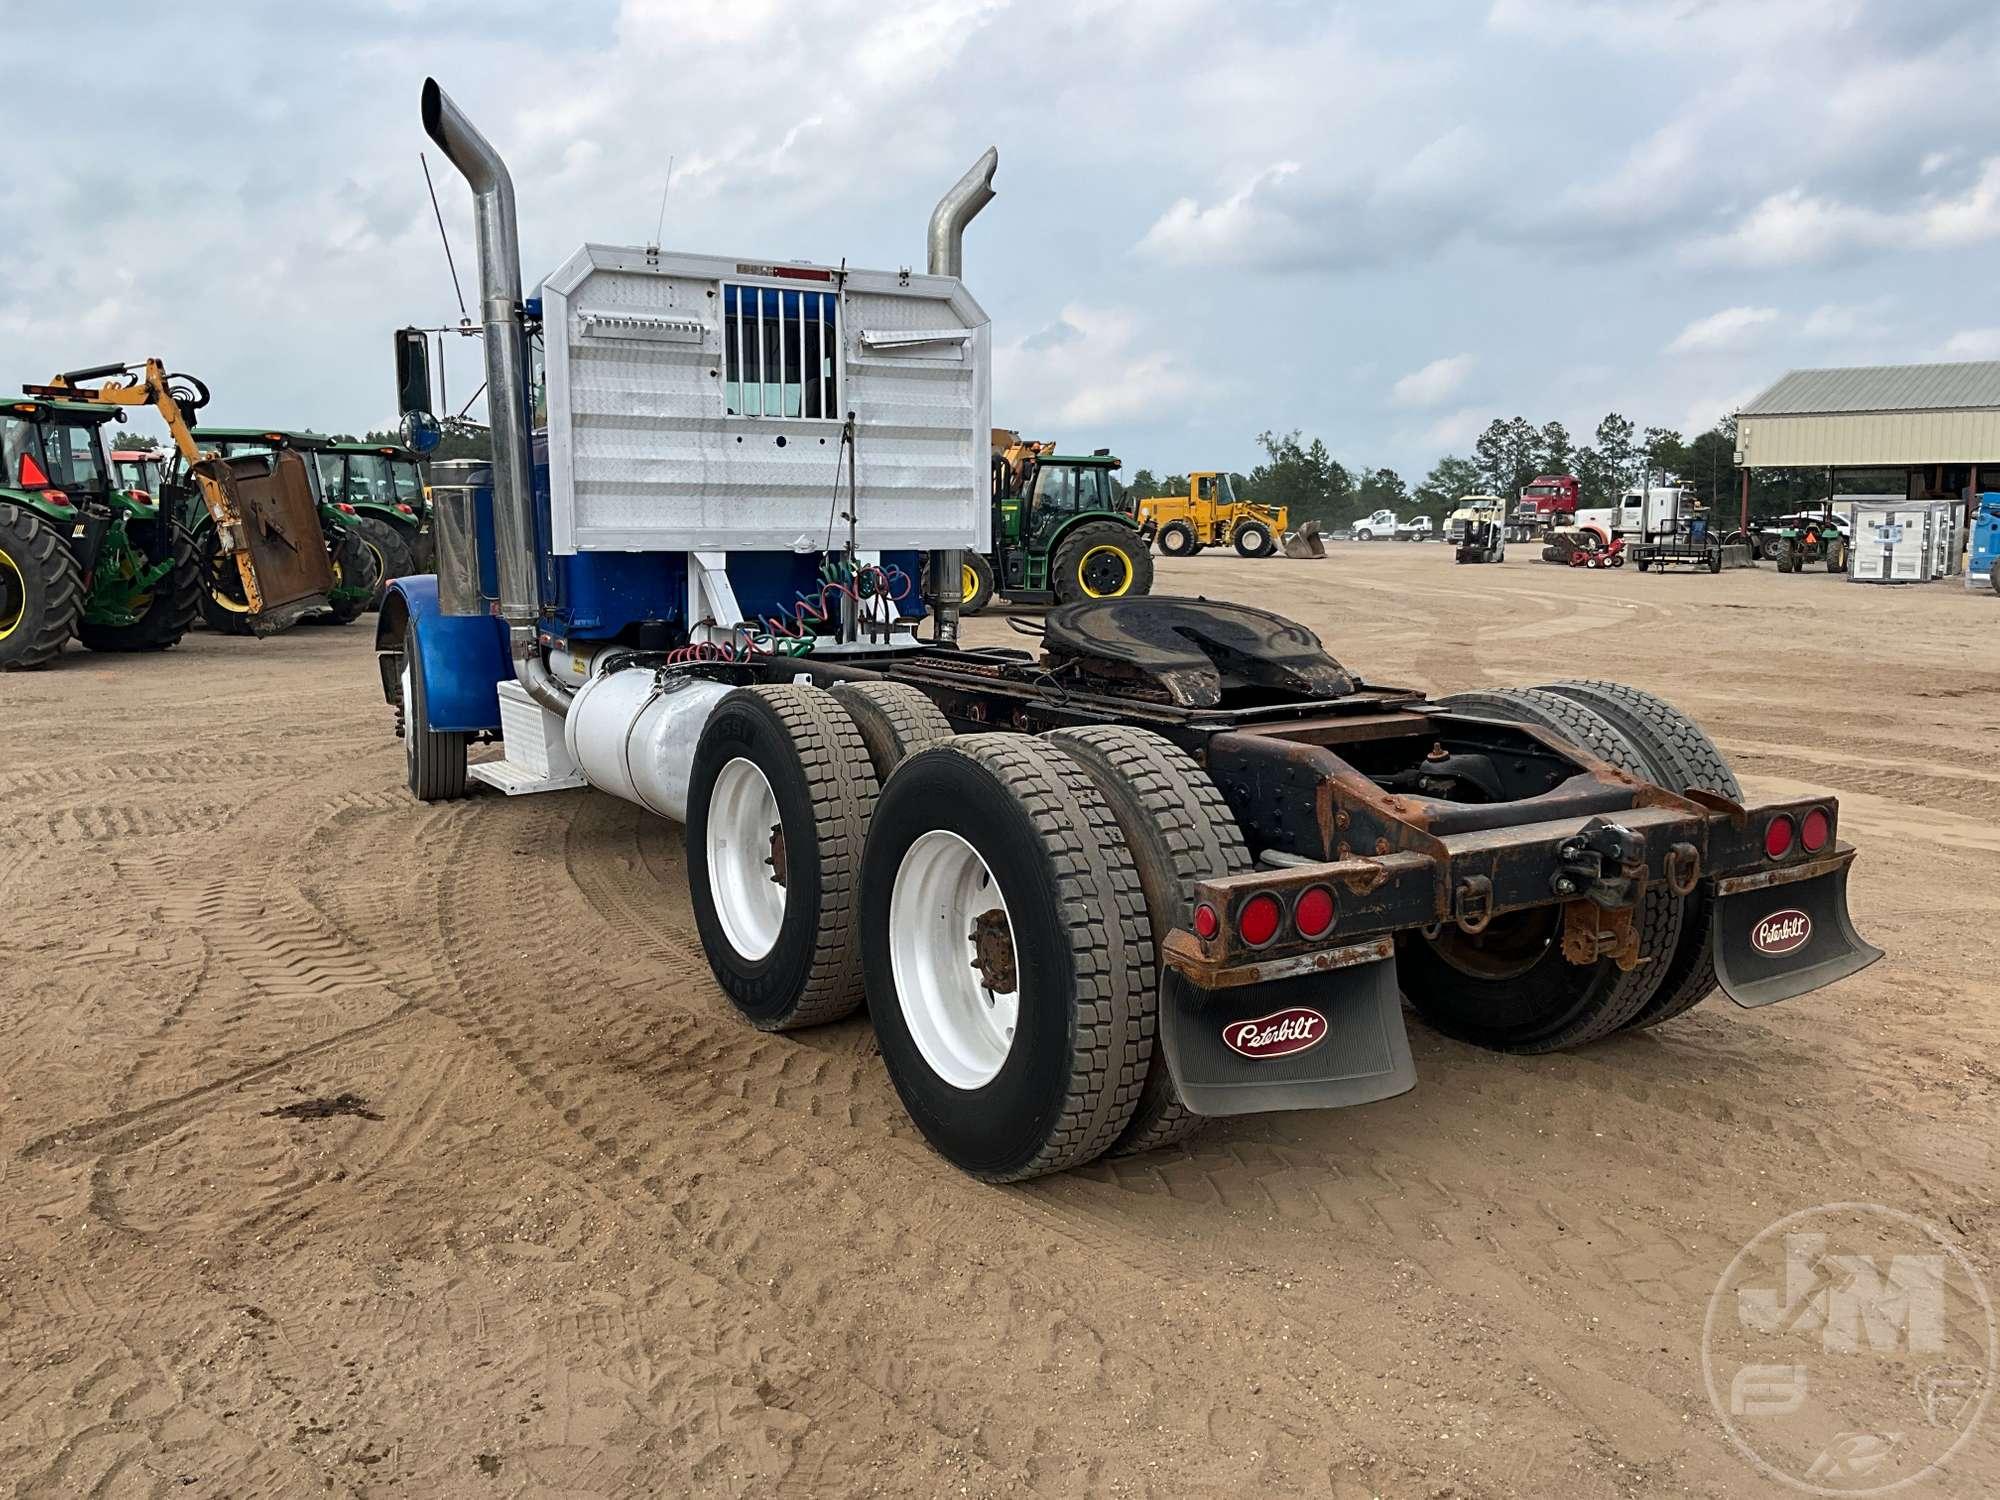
[1666,306,1778,354]
[1392,355,1475,408]
[992,303,1199,427]
[1134,163,1304,269]
[1941,329,2000,360]
[1685,158,2000,268]
[1486,0,1861,51]
[1421,407,1487,450]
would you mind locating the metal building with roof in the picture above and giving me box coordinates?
[1736,361,2000,472]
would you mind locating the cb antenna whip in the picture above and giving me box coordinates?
[421,151,469,325]
[650,155,676,252]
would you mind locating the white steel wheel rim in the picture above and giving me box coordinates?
[706,757,786,961]
[890,830,1019,1090]
[400,660,417,776]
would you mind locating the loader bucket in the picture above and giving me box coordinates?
[1282,520,1326,559]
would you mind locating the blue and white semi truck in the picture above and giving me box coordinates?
[378,80,1882,1183]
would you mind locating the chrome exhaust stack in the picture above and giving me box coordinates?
[420,78,569,715]
[925,148,998,644]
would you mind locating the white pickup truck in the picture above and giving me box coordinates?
[1394,515,1433,542]
[1352,508,1398,541]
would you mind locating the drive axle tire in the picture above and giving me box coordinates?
[829,680,954,783]
[400,623,468,803]
[959,551,995,616]
[1399,689,1685,1053]
[349,514,418,608]
[1156,520,1197,557]
[78,522,201,653]
[860,735,1153,1181]
[687,685,878,1031]
[1233,521,1274,558]
[1539,680,1742,1031]
[0,505,84,670]
[1047,725,1251,1156]
[1053,522,1154,604]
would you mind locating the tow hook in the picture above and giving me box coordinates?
[1552,818,1645,908]
[1452,875,1493,934]
[1664,842,1701,896]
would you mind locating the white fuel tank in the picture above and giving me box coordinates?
[564,668,734,822]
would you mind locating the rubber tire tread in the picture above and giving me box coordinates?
[349,515,418,609]
[1052,521,1155,604]
[1416,689,1685,1049]
[1233,522,1273,558]
[320,526,379,625]
[195,523,255,636]
[0,505,84,670]
[690,684,878,1030]
[78,522,201,653]
[402,629,469,802]
[960,550,996,616]
[828,680,954,783]
[1539,679,1742,1030]
[1046,725,1251,1155]
[1157,521,1197,556]
[863,734,1153,1180]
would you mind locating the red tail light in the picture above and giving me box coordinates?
[337,503,357,514]
[1800,807,1831,853]
[396,503,415,514]
[1237,893,1282,948]
[1293,885,1337,940]
[1764,815,1796,860]
[1192,902,1219,941]
[19,454,49,487]
[39,489,69,508]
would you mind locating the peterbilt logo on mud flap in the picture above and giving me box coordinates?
[1752,909,1812,956]
[1223,1008,1328,1059]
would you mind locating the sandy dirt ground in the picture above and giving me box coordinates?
[2,544,1997,1498]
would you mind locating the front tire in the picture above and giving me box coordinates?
[687,685,878,1030]
[1233,521,1274,558]
[0,505,84,670]
[860,736,1153,1181]
[78,522,201,653]
[1052,522,1154,604]
[959,551,995,616]
[1156,520,1197,557]
[400,621,469,802]
[195,523,255,635]
[319,525,379,625]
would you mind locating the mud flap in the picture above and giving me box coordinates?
[1712,857,1883,1008]
[1158,957,1416,1118]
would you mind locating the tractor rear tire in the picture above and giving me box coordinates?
[960,551,995,616]
[1775,543,1796,574]
[1539,680,1742,1031]
[1053,522,1154,604]
[687,685,878,1031]
[1398,689,1685,1052]
[1826,537,1849,573]
[196,523,256,636]
[1233,521,1274,558]
[349,515,418,608]
[0,505,84,670]
[319,525,379,626]
[1047,725,1251,1156]
[860,735,1152,1181]
[78,522,202,653]
[400,622,469,803]
[829,680,954,783]
[1157,520,1198,556]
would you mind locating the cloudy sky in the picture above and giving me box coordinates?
[4,0,1996,485]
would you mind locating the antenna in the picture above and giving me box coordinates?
[421,152,470,325]
[649,155,676,252]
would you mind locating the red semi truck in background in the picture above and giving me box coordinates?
[1507,475,1580,541]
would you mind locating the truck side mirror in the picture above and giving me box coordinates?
[395,328,433,416]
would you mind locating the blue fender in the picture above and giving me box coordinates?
[375,575,510,733]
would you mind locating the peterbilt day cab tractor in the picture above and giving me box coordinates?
[380,79,1882,1184]
[959,433,1152,613]
[1138,472,1295,558]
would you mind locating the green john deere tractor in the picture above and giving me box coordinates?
[167,429,381,630]
[317,440,433,583]
[959,438,1153,613]
[0,396,201,670]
